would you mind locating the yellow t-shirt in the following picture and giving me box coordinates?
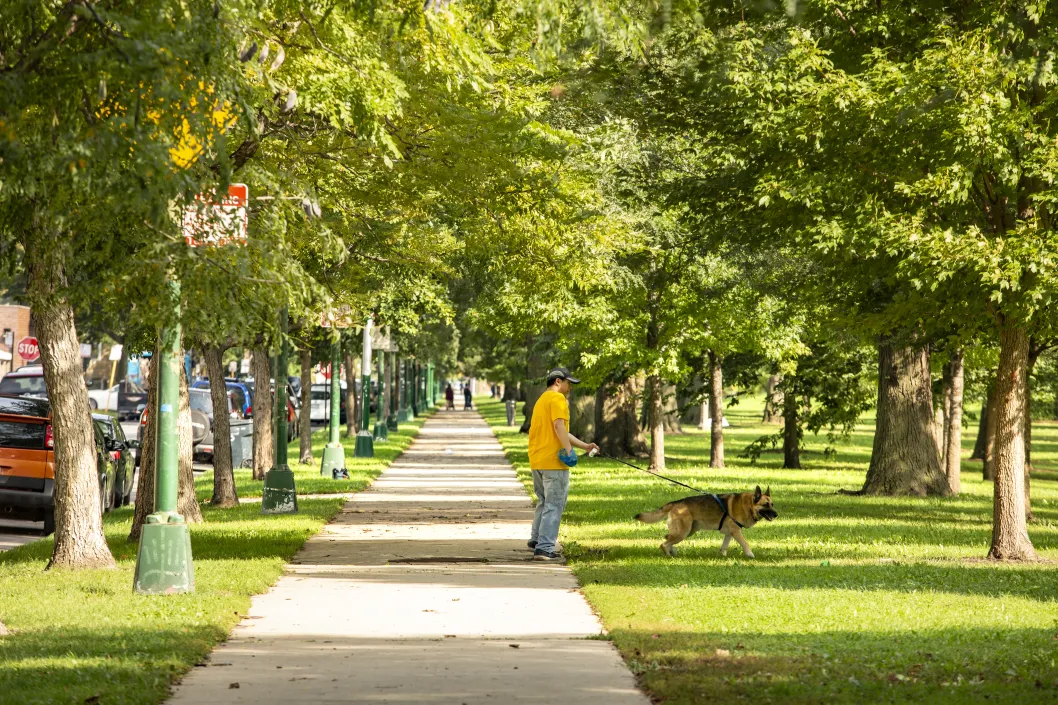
[528,389,571,470]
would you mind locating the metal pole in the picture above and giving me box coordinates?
[320,331,347,477]
[373,348,387,441]
[134,279,194,594]
[354,318,375,457]
[262,308,298,513]
[387,349,398,432]
[410,360,419,417]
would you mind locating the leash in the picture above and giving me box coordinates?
[589,449,708,495]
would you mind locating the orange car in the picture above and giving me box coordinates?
[0,395,56,533]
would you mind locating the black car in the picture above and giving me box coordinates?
[137,387,241,464]
[92,413,137,508]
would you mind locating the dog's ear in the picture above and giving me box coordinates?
[764,486,771,497]
[754,485,762,502]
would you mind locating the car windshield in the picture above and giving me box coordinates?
[121,380,146,394]
[189,392,213,414]
[0,375,47,397]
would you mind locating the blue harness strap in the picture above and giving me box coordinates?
[710,493,745,531]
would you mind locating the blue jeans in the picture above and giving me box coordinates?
[530,470,570,553]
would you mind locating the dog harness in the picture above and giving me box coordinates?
[709,494,745,531]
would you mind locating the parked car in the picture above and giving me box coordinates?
[1,366,147,419]
[92,413,136,507]
[190,379,253,417]
[139,387,241,464]
[243,378,300,442]
[310,382,347,423]
[0,395,134,534]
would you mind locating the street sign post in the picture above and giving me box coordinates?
[181,184,249,247]
[16,337,39,363]
[262,307,298,514]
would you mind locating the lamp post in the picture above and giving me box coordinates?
[133,280,194,594]
[354,318,375,458]
[262,308,298,513]
[410,360,419,417]
[387,348,399,432]
[320,330,347,478]
[373,347,388,441]
[398,357,410,422]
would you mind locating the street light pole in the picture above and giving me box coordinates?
[387,348,399,432]
[373,347,388,441]
[320,330,347,478]
[354,317,375,458]
[262,308,298,513]
[134,279,193,594]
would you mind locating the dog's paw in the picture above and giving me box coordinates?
[660,544,675,557]
[743,552,755,559]
[719,549,727,557]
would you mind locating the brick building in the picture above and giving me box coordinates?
[0,303,33,373]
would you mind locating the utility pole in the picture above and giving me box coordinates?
[133,280,193,594]
[262,308,298,513]
[320,329,347,478]
[354,317,375,458]
[373,346,388,441]
[387,347,399,432]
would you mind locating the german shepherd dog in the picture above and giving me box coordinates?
[635,486,777,558]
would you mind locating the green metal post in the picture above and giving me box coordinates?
[428,363,436,407]
[354,318,375,457]
[410,361,419,417]
[373,348,388,441]
[386,349,399,432]
[320,332,347,477]
[263,309,298,513]
[397,357,410,422]
[134,279,194,595]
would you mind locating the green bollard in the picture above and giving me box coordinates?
[134,280,194,595]
[320,332,347,478]
[354,317,375,458]
[263,309,298,514]
[386,349,399,432]
[373,348,388,441]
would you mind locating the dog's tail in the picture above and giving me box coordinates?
[634,503,673,524]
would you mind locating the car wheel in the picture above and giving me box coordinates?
[42,509,55,536]
[89,398,98,409]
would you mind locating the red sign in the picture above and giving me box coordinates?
[17,337,39,362]
[182,184,249,247]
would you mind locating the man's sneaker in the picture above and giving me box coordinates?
[532,549,563,562]
[527,540,537,550]
[527,540,561,552]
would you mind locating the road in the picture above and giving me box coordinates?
[0,421,208,553]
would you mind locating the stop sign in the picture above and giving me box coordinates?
[17,337,39,362]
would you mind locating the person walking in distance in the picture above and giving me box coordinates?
[527,367,599,562]
[445,383,455,411]
[463,383,473,410]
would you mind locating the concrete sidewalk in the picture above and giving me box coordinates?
[168,411,648,704]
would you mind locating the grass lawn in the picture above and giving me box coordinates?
[478,397,1058,704]
[194,411,433,501]
[0,408,435,705]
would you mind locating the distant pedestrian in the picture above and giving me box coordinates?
[527,368,599,562]
[445,383,455,410]
[463,384,473,410]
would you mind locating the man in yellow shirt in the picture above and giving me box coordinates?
[527,367,599,562]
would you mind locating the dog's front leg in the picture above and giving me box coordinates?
[719,533,731,556]
[731,529,754,559]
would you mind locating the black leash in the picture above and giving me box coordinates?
[591,449,708,495]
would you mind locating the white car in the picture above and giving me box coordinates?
[311,382,346,422]
[86,384,120,411]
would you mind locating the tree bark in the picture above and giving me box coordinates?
[204,345,238,508]
[782,385,801,469]
[519,345,548,433]
[762,374,783,424]
[858,341,947,496]
[1024,342,1041,522]
[646,373,666,471]
[299,347,313,464]
[971,380,993,460]
[26,236,115,569]
[251,347,273,480]
[982,382,998,481]
[987,325,1037,560]
[942,351,965,496]
[177,362,203,523]
[708,351,724,468]
[594,376,648,457]
[344,344,357,436]
[130,341,160,542]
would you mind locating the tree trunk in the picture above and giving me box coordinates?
[177,362,203,523]
[661,383,682,433]
[858,341,947,496]
[204,345,238,508]
[299,347,313,464]
[344,344,358,436]
[987,325,1037,560]
[982,382,998,481]
[594,376,648,457]
[971,381,993,460]
[782,385,801,469]
[519,346,548,433]
[1024,343,1041,522]
[646,373,665,471]
[708,350,724,468]
[943,351,964,496]
[762,374,783,424]
[130,341,160,542]
[251,347,273,480]
[26,237,115,569]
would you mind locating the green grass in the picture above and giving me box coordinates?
[478,397,1058,704]
[0,408,434,705]
[194,411,433,500]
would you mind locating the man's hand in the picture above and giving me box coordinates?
[585,442,600,456]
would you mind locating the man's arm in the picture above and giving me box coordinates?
[553,419,599,454]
